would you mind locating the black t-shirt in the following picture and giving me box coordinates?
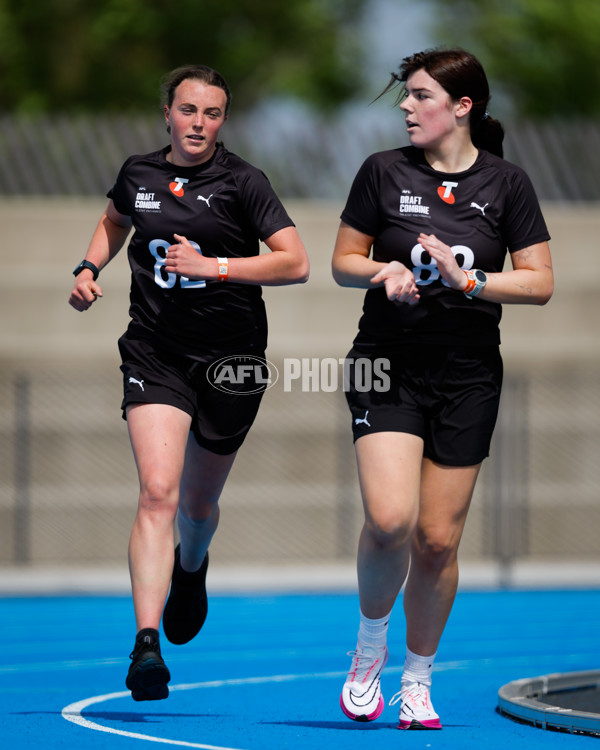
[108,144,295,361]
[340,147,550,349]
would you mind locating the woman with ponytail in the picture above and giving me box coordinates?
[333,48,553,730]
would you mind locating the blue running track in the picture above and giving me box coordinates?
[1,588,599,749]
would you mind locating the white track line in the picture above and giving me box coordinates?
[62,688,244,750]
[62,656,591,747]
[61,671,347,749]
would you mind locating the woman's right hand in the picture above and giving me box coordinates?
[69,275,103,311]
[370,261,420,305]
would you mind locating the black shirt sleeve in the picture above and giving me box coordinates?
[107,156,136,216]
[235,166,295,242]
[502,167,550,253]
[340,153,384,236]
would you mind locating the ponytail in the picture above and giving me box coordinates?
[388,48,506,158]
[472,113,504,158]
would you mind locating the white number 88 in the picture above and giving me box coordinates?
[410,243,474,286]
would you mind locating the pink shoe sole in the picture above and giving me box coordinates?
[340,693,385,722]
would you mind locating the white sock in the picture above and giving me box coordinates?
[357,609,391,650]
[402,646,436,687]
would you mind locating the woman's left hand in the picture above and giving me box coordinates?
[417,233,466,291]
[165,233,208,279]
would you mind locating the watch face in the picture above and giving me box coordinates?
[475,270,487,283]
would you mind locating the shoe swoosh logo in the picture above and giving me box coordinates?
[349,684,378,708]
[348,663,385,707]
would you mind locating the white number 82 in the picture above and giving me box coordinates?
[149,238,206,289]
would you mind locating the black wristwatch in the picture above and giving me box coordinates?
[73,260,99,281]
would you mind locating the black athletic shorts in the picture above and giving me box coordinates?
[118,335,266,455]
[345,345,503,466]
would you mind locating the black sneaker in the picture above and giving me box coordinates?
[162,544,209,645]
[125,628,170,701]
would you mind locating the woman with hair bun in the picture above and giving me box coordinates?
[69,64,309,702]
[334,48,552,730]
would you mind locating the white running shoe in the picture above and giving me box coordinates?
[340,643,388,722]
[390,681,442,730]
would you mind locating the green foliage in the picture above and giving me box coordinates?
[431,0,600,117]
[0,0,367,113]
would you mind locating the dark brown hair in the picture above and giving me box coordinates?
[382,48,504,157]
[161,65,231,116]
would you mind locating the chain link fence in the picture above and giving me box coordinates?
[2,112,600,201]
[1,361,598,570]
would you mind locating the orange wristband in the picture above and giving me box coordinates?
[217,257,228,282]
[462,273,477,294]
